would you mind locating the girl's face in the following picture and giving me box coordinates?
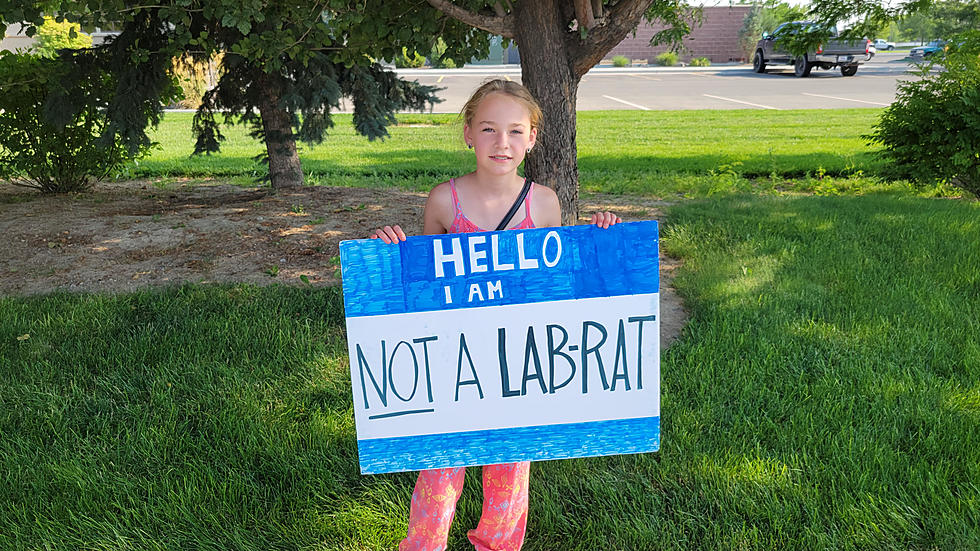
[463,93,537,178]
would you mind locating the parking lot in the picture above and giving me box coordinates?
[387,51,921,112]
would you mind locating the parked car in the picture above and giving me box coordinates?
[872,39,895,51]
[753,21,870,77]
[910,40,947,58]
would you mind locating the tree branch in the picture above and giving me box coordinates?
[574,0,595,30]
[425,0,516,39]
[591,0,604,19]
[570,0,653,77]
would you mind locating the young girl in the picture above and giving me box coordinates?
[370,79,620,551]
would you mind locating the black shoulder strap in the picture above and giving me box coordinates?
[494,177,532,231]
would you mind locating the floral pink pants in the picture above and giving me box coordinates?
[398,462,530,551]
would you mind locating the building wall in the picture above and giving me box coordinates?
[607,6,752,64]
[2,23,36,53]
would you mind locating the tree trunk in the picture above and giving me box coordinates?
[515,0,582,226]
[255,73,304,190]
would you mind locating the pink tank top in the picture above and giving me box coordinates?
[448,178,536,233]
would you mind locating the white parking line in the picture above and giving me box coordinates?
[601,95,651,110]
[801,92,890,106]
[703,94,779,110]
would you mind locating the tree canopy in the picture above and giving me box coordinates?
[0,1,953,210]
[0,1,493,189]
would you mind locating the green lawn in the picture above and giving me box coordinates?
[3,193,978,549]
[3,110,979,549]
[136,109,891,196]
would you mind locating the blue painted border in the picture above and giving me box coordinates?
[357,416,660,474]
[341,221,660,317]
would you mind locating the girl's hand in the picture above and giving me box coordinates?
[591,211,622,229]
[369,225,407,244]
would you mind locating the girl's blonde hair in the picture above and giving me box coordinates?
[461,79,543,130]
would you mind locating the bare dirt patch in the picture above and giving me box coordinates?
[0,180,688,346]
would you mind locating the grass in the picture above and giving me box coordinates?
[131,110,892,197]
[2,194,978,549]
[3,109,978,548]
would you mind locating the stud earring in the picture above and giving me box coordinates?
[467,143,473,149]
[526,147,532,154]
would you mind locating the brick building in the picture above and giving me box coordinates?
[607,6,752,64]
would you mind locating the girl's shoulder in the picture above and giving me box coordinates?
[530,181,558,200]
[529,181,561,227]
[426,179,455,207]
[422,179,458,235]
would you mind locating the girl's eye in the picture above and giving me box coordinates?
[482,128,494,133]
[511,130,523,135]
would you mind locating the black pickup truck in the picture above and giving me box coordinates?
[752,21,872,77]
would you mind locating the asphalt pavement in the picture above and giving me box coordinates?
[382,51,921,112]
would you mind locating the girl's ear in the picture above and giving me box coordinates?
[463,124,472,147]
[528,127,538,149]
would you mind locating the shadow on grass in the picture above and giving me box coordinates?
[2,195,977,549]
[577,151,883,179]
[619,194,980,550]
[0,284,414,549]
[132,148,882,189]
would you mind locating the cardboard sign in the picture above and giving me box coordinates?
[340,221,660,474]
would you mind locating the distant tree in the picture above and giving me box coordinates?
[897,12,937,43]
[929,0,980,39]
[895,1,980,43]
[738,1,807,60]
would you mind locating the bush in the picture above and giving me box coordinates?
[867,31,980,198]
[394,47,426,69]
[32,16,92,58]
[612,55,630,67]
[690,57,711,67]
[429,38,457,69]
[0,51,170,193]
[171,55,220,109]
[655,52,678,67]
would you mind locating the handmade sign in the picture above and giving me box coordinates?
[340,221,660,474]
